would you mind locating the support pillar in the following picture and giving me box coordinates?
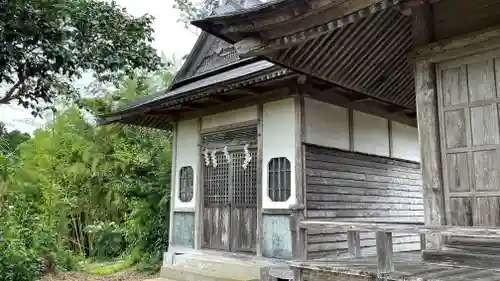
[412,3,446,251]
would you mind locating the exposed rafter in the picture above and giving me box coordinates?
[234,0,402,57]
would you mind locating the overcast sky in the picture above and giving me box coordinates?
[0,0,198,133]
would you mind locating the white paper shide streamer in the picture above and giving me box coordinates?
[203,148,210,166]
[223,146,230,163]
[211,148,218,168]
[242,143,252,170]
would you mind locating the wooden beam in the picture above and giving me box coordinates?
[410,23,500,63]
[412,2,445,250]
[176,88,292,121]
[396,0,443,16]
[298,221,500,239]
[386,104,414,114]
[234,37,266,58]
[204,95,227,104]
[348,96,373,104]
[297,75,307,85]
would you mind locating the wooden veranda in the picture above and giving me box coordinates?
[284,217,500,281]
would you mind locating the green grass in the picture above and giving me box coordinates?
[83,259,135,275]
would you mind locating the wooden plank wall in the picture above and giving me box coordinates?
[305,145,423,259]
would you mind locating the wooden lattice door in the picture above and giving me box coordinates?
[201,127,258,253]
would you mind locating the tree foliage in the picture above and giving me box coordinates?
[0,70,173,280]
[173,0,219,28]
[0,0,164,115]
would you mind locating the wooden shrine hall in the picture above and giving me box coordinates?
[101,0,500,280]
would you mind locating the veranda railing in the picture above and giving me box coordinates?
[289,206,500,279]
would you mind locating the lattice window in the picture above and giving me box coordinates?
[179,166,194,202]
[232,150,258,206]
[203,154,230,205]
[202,126,258,206]
[268,157,291,202]
[202,149,257,206]
[201,127,258,148]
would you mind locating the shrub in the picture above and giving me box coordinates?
[0,240,41,281]
[87,222,126,259]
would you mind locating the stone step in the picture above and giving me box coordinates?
[160,264,259,281]
[173,254,263,278]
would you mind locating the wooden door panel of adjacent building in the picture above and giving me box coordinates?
[437,50,500,250]
[202,145,257,253]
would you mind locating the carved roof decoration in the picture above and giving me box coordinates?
[171,0,263,89]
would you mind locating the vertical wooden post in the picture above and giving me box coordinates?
[291,93,307,262]
[348,109,354,151]
[167,122,178,254]
[376,231,394,276]
[420,233,427,250]
[194,118,203,250]
[347,231,362,258]
[292,268,304,281]
[412,3,445,250]
[260,267,274,281]
[294,94,305,207]
[290,204,306,261]
[256,104,264,257]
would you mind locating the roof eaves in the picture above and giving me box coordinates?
[97,66,292,127]
[99,61,286,123]
[171,57,258,88]
[112,58,261,115]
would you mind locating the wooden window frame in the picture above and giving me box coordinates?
[179,166,194,203]
[268,157,291,202]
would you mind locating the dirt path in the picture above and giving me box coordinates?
[40,270,159,281]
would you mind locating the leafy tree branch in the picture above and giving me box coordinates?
[173,0,219,32]
[0,0,165,115]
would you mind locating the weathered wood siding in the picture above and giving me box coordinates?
[305,145,423,259]
[437,50,500,251]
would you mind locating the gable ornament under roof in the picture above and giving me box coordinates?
[171,0,262,88]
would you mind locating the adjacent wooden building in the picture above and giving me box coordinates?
[101,0,500,280]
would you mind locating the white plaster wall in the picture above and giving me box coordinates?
[174,118,199,209]
[303,98,420,162]
[201,106,258,130]
[262,98,296,209]
[304,98,350,150]
[391,121,420,162]
[353,111,390,157]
